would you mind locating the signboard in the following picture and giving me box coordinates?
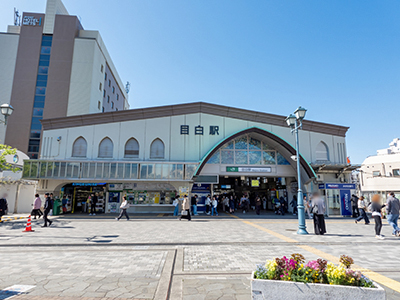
[108,202,118,213]
[226,167,272,173]
[318,184,325,189]
[251,180,260,187]
[324,183,356,190]
[124,183,137,190]
[108,183,124,191]
[22,16,42,26]
[220,185,231,189]
[108,192,120,203]
[340,189,352,216]
[192,184,211,193]
[72,183,106,186]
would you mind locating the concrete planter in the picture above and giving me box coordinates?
[251,272,386,300]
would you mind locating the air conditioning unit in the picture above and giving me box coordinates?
[316,174,324,182]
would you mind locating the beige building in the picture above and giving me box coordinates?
[0,0,129,159]
[360,138,400,201]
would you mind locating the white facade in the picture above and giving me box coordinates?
[360,138,400,200]
[0,33,19,143]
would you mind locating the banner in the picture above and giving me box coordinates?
[340,189,352,216]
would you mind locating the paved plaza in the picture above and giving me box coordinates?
[1,212,400,300]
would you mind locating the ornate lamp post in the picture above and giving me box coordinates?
[286,106,308,235]
[0,104,14,125]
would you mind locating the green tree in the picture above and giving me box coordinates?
[0,144,18,172]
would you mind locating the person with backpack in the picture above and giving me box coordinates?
[385,192,400,237]
[311,192,326,235]
[355,196,370,225]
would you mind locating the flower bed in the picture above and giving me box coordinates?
[251,254,385,300]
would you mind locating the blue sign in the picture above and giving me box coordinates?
[108,192,120,203]
[324,183,356,190]
[340,189,352,216]
[318,184,325,189]
[191,184,211,193]
[72,183,106,186]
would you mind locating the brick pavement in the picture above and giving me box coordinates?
[1,212,400,299]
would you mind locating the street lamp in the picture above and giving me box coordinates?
[286,106,308,235]
[0,103,14,125]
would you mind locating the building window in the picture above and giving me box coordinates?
[125,138,139,158]
[99,82,102,91]
[393,169,400,177]
[108,79,111,87]
[98,101,101,110]
[112,86,115,94]
[150,138,165,159]
[105,72,107,80]
[316,141,329,161]
[107,95,110,103]
[103,90,106,97]
[101,64,104,73]
[102,107,105,112]
[117,94,119,100]
[111,101,114,109]
[98,137,113,158]
[72,137,87,157]
[373,171,381,177]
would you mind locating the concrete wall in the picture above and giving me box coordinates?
[0,183,37,214]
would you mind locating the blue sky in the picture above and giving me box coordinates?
[1,0,399,163]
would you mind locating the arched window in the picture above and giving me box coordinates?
[72,137,87,157]
[125,138,139,158]
[150,138,165,159]
[316,141,329,161]
[98,137,113,158]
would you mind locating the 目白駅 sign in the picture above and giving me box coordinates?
[226,167,272,173]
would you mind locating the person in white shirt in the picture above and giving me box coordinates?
[116,196,129,221]
[205,195,211,215]
[211,196,218,216]
[355,196,370,225]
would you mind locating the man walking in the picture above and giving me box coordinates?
[386,192,400,236]
[351,194,359,218]
[42,193,53,227]
[355,196,370,225]
[191,195,198,216]
[90,193,98,216]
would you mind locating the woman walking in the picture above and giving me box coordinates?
[311,192,326,235]
[180,195,191,221]
[355,196,370,225]
[172,197,179,216]
[370,194,385,239]
[255,197,262,215]
[31,194,42,219]
[116,196,130,221]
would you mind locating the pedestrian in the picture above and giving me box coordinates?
[205,195,211,215]
[303,195,312,219]
[290,195,297,215]
[370,194,385,239]
[0,196,8,217]
[385,192,400,237]
[173,197,179,216]
[223,196,229,212]
[256,197,262,215]
[229,196,235,214]
[273,197,280,214]
[240,195,249,214]
[116,196,130,221]
[311,192,326,235]
[279,197,286,216]
[191,194,198,216]
[90,193,98,216]
[355,196,370,225]
[180,195,191,221]
[31,194,42,219]
[211,196,218,216]
[351,194,360,218]
[42,193,53,227]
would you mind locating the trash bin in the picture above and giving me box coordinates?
[53,199,61,216]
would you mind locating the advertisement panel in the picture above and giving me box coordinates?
[340,189,352,216]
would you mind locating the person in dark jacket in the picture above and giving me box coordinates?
[90,193,98,216]
[279,197,286,216]
[0,197,8,217]
[255,197,262,215]
[370,194,385,239]
[351,194,360,218]
[385,192,400,236]
[290,195,298,215]
[42,193,53,227]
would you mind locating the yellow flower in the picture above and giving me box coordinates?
[306,277,308,281]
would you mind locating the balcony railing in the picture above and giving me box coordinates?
[22,160,198,181]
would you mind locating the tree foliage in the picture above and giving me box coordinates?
[0,144,18,173]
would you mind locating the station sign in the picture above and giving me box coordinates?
[226,167,272,173]
[319,183,356,190]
